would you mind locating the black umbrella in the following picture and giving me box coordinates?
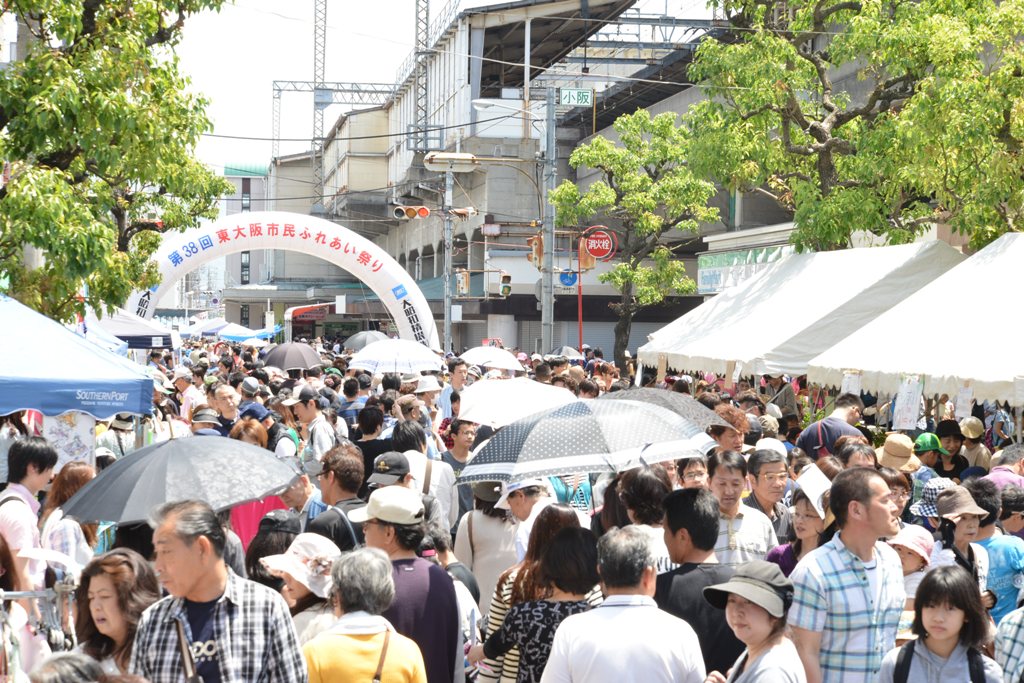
[599,387,731,432]
[458,399,716,484]
[261,342,324,370]
[62,437,300,524]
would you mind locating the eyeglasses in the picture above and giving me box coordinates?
[759,473,789,484]
[681,471,707,482]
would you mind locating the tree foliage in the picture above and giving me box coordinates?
[551,110,718,368]
[686,0,1024,250]
[0,0,232,321]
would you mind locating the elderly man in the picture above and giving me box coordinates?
[541,526,706,683]
[302,547,426,682]
[708,450,777,566]
[350,485,461,683]
[132,500,306,682]
[743,448,793,540]
[789,467,905,683]
[172,365,205,421]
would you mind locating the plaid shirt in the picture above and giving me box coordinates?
[788,532,905,683]
[130,570,307,683]
[996,607,1024,683]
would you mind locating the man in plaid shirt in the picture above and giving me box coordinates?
[788,467,905,683]
[131,500,307,682]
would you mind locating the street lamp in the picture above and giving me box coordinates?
[423,151,480,355]
[472,89,557,354]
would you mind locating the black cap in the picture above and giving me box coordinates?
[282,384,319,406]
[368,451,411,486]
[935,419,963,440]
[358,373,372,389]
[258,509,301,535]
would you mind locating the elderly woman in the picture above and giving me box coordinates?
[303,547,426,683]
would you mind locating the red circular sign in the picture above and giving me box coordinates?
[584,229,616,260]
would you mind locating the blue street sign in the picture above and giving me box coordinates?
[559,270,578,287]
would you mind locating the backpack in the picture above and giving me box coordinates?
[892,639,986,683]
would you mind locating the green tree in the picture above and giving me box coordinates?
[550,110,718,369]
[0,1,233,321]
[685,0,1024,250]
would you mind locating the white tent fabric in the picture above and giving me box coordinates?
[87,308,175,349]
[638,240,964,378]
[808,233,1022,403]
[216,323,259,341]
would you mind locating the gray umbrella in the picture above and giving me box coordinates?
[344,330,389,351]
[62,437,300,524]
[261,341,324,370]
[549,346,585,360]
[458,399,716,484]
[599,387,731,432]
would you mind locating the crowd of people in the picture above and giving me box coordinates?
[2,336,1024,682]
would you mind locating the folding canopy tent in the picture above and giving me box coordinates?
[637,240,964,378]
[86,308,174,349]
[0,295,152,419]
[216,323,259,342]
[180,317,228,338]
[808,233,1024,403]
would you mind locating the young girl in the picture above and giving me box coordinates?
[878,565,1002,682]
[766,488,824,576]
[887,524,934,609]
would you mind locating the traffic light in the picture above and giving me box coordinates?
[393,206,431,220]
[578,236,596,271]
[455,269,470,295]
[499,273,512,298]
[526,234,543,270]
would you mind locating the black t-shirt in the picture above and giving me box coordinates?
[935,453,970,480]
[185,597,222,683]
[307,498,366,551]
[355,438,394,498]
[654,562,744,676]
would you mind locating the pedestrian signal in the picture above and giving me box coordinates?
[456,269,470,295]
[499,274,512,298]
[393,206,431,220]
[526,235,543,270]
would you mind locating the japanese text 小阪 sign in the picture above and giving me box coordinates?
[559,88,593,107]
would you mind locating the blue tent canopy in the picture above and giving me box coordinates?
[0,295,152,419]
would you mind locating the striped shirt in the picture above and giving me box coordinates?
[788,532,905,683]
[996,607,1024,683]
[715,507,778,567]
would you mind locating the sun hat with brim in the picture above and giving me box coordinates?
[908,477,956,518]
[914,432,949,455]
[495,479,548,510]
[260,533,341,599]
[887,523,934,565]
[109,414,134,430]
[472,481,502,503]
[936,485,988,521]
[703,560,794,618]
[960,416,985,440]
[414,375,442,394]
[877,434,922,473]
[348,485,425,525]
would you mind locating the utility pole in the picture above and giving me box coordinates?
[541,86,556,354]
[442,169,454,354]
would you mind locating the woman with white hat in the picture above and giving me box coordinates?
[703,560,806,682]
[260,533,343,644]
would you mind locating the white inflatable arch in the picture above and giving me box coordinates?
[126,211,440,349]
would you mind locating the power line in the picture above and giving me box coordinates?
[203,113,515,143]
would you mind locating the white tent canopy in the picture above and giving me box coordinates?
[808,233,1022,403]
[638,240,964,378]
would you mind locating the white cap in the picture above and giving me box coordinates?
[495,479,548,509]
[754,438,787,458]
[348,486,425,525]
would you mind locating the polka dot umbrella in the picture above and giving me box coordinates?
[458,399,717,484]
